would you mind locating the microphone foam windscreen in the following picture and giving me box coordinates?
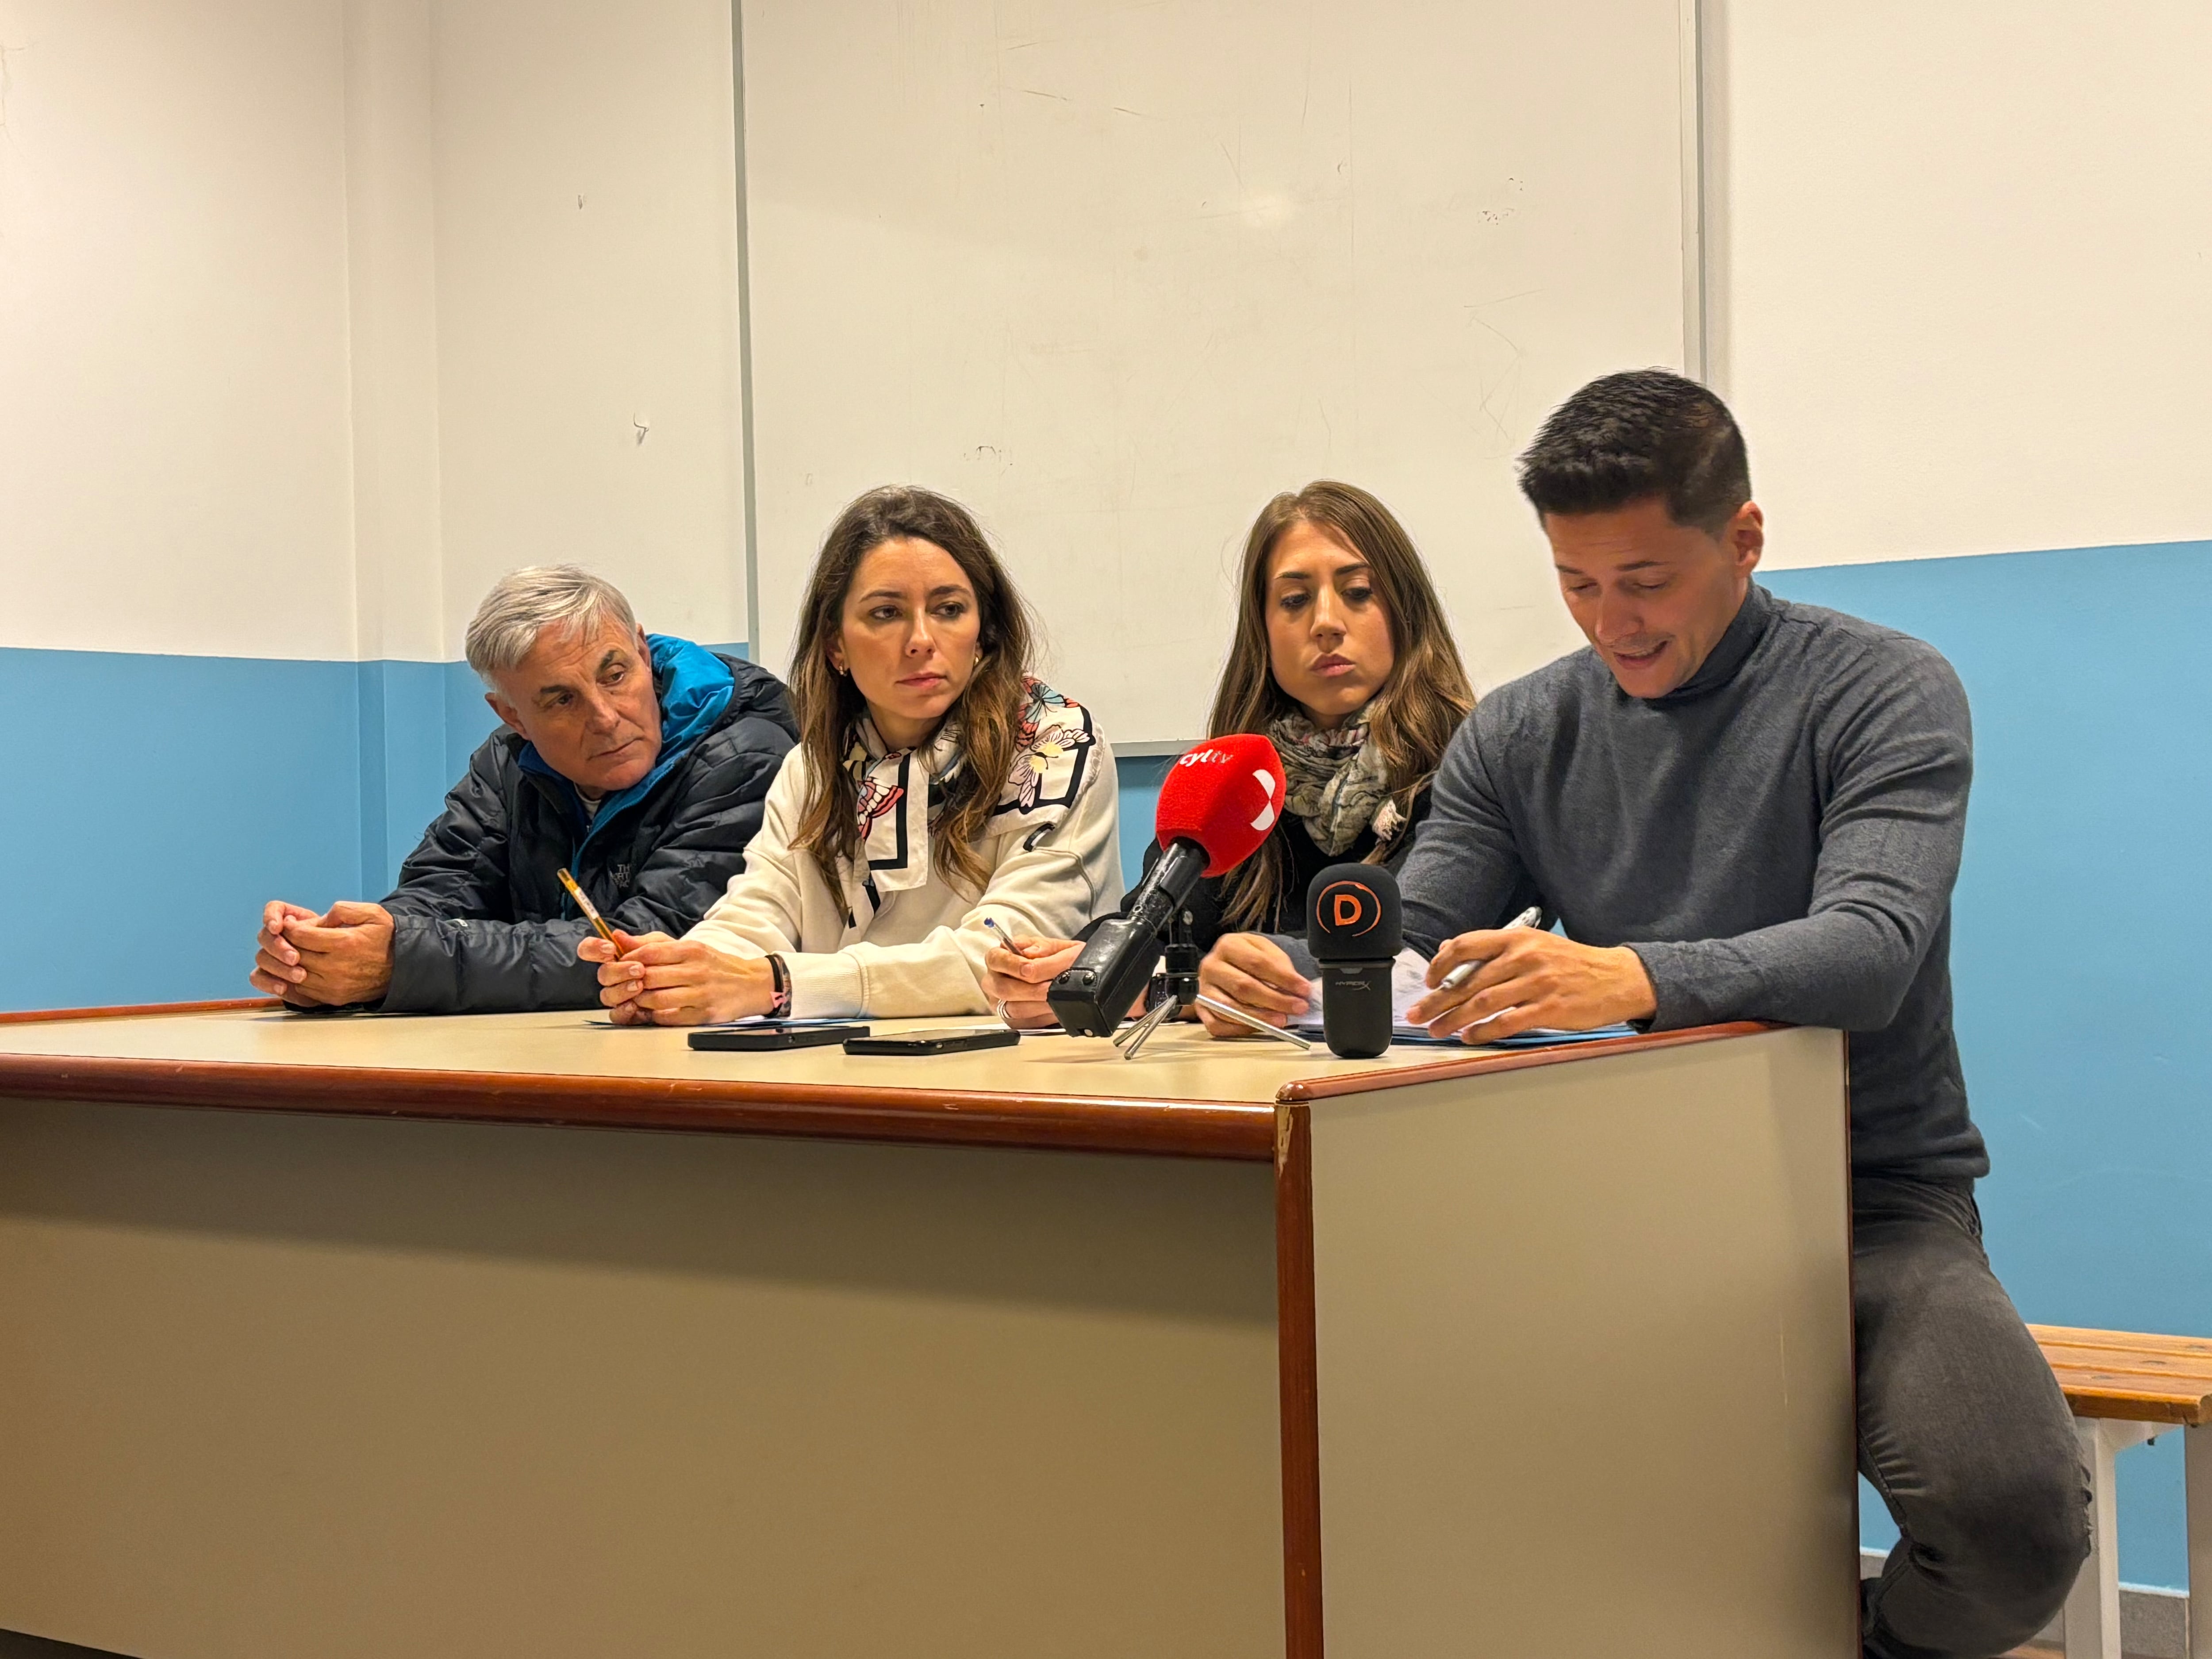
[1155,734,1288,877]
[1306,862,1404,961]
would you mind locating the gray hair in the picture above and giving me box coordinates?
[464,565,640,684]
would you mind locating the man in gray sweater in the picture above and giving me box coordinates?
[1199,370,2087,1659]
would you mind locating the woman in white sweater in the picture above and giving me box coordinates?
[580,486,1121,1024]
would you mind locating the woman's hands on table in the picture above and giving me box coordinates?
[979,933,1084,1028]
[1194,933,1314,1037]
[578,932,776,1025]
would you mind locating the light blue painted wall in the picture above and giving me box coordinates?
[357,660,500,894]
[1114,541,2212,1587]
[0,644,746,1016]
[0,650,382,1010]
[1765,542,2212,1588]
[1113,754,1177,883]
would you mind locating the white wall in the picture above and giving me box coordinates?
[1709,0,2212,571]
[430,0,749,654]
[346,0,448,663]
[0,0,751,664]
[0,0,360,659]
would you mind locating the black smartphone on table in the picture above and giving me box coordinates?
[688,1023,868,1052]
[843,1027,1020,1057]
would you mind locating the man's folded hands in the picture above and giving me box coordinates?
[251,899,396,1006]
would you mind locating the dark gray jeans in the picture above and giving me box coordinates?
[1856,1175,2091,1659]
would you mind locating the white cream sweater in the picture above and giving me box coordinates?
[685,735,1123,1018]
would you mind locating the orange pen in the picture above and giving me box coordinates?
[556,867,620,950]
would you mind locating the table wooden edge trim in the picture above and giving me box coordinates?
[1272,1020,1781,1102]
[0,1053,1279,1160]
[1274,1101,1324,1659]
[0,996,279,1025]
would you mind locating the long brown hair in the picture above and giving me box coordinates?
[1209,481,1475,928]
[788,486,1038,907]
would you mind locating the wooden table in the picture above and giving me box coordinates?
[0,1002,1857,1659]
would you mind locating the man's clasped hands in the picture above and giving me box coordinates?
[251,901,397,1007]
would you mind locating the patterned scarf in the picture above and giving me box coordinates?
[1267,706,1399,856]
[838,678,1097,929]
[846,715,966,899]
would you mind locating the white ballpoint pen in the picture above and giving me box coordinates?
[1429,906,1546,1032]
[1437,905,1543,994]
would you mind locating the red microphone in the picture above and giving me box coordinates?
[1154,733,1288,875]
[1048,734,1287,1036]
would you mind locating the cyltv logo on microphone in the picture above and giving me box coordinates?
[1174,745,1283,833]
[1156,734,1287,878]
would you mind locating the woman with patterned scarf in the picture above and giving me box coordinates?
[580,486,1121,1024]
[984,480,1473,1026]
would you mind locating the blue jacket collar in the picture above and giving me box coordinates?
[517,635,737,849]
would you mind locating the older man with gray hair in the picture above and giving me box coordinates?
[252,566,797,1014]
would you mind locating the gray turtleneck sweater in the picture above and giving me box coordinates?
[1392,580,1985,1180]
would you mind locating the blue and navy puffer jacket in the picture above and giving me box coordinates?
[379,636,796,1013]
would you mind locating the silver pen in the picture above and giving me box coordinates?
[980,916,1027,1024]
[1437,905,1543,994]
[1193,994,1316,1052]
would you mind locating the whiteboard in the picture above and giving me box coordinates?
[741,0,1694,744]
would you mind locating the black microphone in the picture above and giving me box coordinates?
[1048,839,1210,1037]
[1306,863,1402,1059]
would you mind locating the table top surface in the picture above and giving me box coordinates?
[0,1005,1436,1102]
[0,1001,1774,1160]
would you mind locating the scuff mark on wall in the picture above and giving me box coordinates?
[0,35,30,234]
[0,35,23,137]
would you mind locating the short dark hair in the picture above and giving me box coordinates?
[1517,369,1751,534]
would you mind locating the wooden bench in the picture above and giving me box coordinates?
[2031,1326,2212,1659]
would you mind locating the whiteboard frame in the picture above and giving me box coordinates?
[730,0,764,657]
[1680,0,1712,385]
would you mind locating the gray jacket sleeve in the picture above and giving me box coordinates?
[381,718,791,1014]
[1393,704,1541,958]
[1628,642,1971,1032]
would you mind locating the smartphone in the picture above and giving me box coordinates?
[843,1026,1021,1057]
[688,1024,869,1052]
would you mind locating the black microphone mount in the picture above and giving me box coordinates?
[1109,906,1317,1060]
[1047,838,1209,1037]
[1050,837,1317,1058]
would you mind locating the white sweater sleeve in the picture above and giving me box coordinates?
[804,740,1125,1018]
[686,738,1125,1020]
